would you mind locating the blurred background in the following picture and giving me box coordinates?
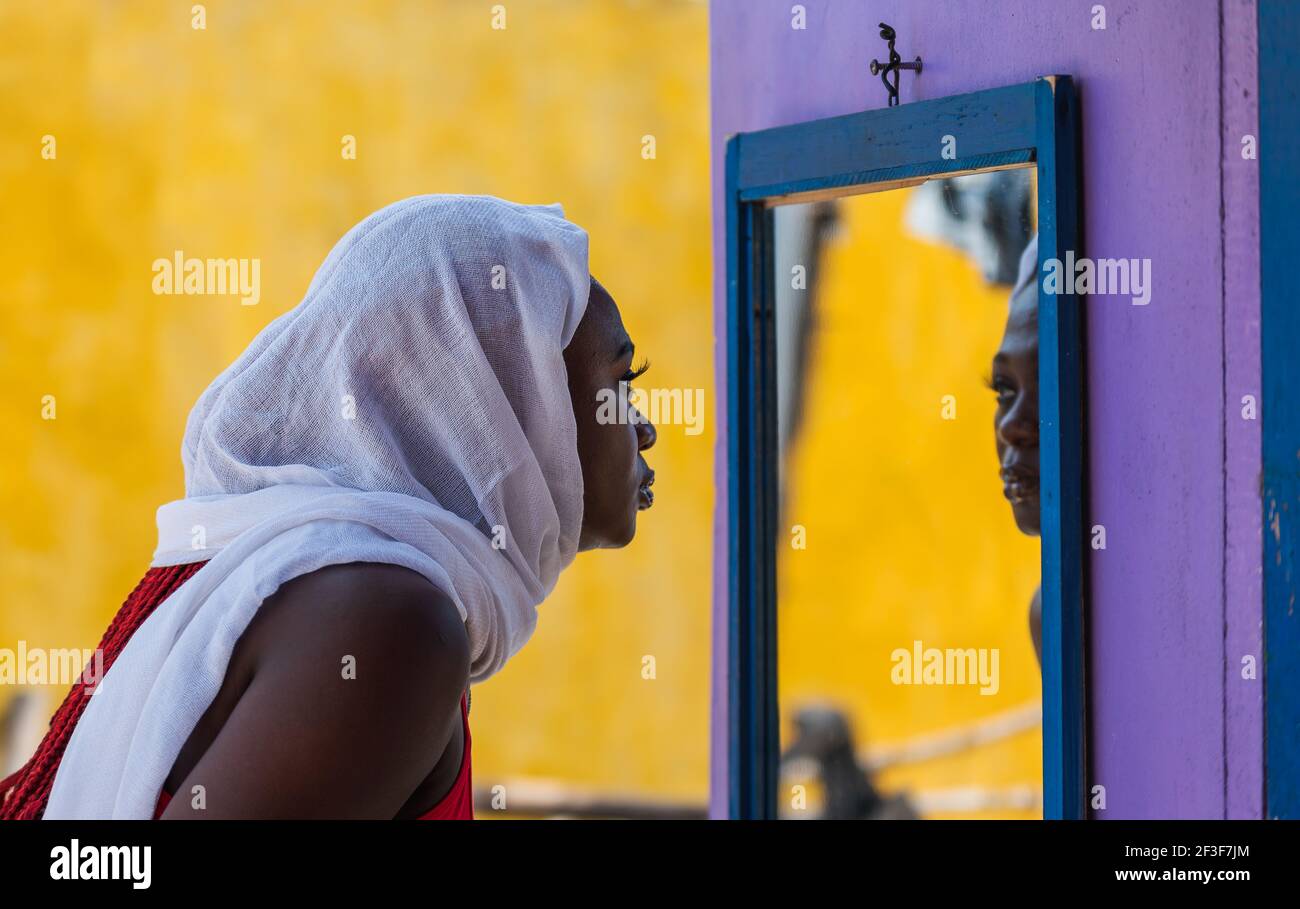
[0,0,713,818]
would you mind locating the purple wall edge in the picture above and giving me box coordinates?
[1222,0,1263,820]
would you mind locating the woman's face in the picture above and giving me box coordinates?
[991,281,1040,536]
[564,277,657,550]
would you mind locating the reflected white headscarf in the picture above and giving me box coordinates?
[1014,233,1038,300]
[45,195,590,818]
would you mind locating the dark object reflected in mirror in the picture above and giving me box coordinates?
[780,703,918,820]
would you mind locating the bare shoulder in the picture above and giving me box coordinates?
[248,562,469,678]
[162,563,469,817]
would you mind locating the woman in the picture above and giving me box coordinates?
[0,195,657,819]
[990,235,1041,665]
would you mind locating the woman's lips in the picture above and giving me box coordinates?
[638,469,656,511]
[1000,466,1038,504]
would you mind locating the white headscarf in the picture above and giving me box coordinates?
[44,194,590,818]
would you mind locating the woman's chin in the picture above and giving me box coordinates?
[614,512,640,548]
[577,513,639,551]
[1012,501,1041,536]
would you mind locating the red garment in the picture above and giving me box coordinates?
[113,564,471,820]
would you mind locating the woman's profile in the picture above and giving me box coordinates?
[0,194,657,819]
[990,234,1041,666]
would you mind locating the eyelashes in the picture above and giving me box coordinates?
[986,372,1017,404]
[622,357,651,384]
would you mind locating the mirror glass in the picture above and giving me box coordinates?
[773,169,1043,819]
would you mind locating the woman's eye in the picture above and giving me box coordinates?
[621,357,651,385]
[987,376,1016,404]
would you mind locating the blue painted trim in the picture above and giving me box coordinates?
[1034,76,1087,821]
[726,135,781,820]
[1259,0,1300,820]
[739,150,1036,204]
[755,205,780,819]
[723,77,1087,819]
[724,133,746,819]
[736,82,1037,192]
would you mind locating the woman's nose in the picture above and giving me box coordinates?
[635,410,657,450]
[997,398,1037,447]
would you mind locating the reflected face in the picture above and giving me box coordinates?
[991,279,1039,536]
[564,277,658,550]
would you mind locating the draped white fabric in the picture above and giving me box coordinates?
[45,195,590,818]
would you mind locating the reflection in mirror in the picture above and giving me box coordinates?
[774,170,1041,819]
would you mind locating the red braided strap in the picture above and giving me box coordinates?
[0,560,208,820]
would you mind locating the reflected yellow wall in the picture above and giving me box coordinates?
[0,0,711,805]
[778,187,1042,819]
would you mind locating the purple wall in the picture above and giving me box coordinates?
[1222,0,1262,820]
[709,0,1262,819]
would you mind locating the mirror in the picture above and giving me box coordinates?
[772,170,1043,819]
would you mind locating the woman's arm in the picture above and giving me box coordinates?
[159,564,469,819]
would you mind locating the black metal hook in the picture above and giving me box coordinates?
[869,22,921,107]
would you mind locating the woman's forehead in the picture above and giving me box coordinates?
[997,287,1038,359]
[588,281,630,350]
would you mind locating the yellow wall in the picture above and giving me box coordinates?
[0,0,712,805]
[778,187,1043,818]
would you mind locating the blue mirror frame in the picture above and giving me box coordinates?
[723,76,1085,820]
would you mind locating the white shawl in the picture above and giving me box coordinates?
[44,195,590,818]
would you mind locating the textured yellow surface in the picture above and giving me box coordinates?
[0,1,712,803]
[777,187,1043,819]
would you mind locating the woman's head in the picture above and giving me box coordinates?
[564,277,657,550]
[178,195,600,597]
[992,237,1039,536]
